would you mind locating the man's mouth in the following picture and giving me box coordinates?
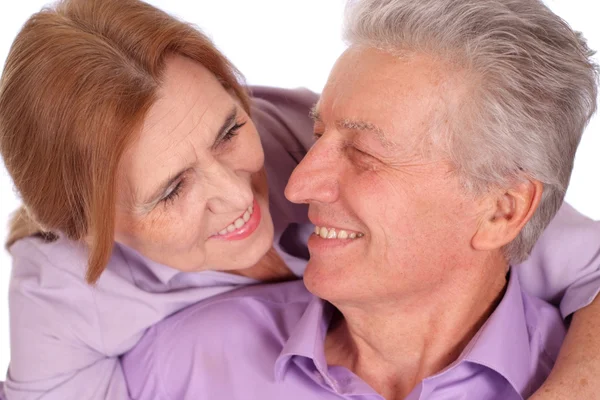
[313,226,365,240]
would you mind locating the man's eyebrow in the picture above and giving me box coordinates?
[310,104,393,148]
[311,102,398,150]
[309,104,321,122]
[339,118,395,149]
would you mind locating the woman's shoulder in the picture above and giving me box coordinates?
[10,235,144,285]
[250,86,318,154]
[250,86,319,106]
[249,86,315,228]
[9,235,90,279]
[7,235,196,355]
[8,235,138,304]
[250,86,319,116]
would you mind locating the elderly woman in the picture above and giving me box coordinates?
[0,0,600,399]
[122,0,600,399]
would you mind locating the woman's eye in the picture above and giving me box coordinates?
[161,180,184,206]
[221,121,247,144]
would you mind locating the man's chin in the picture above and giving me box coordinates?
[302,261,340,298]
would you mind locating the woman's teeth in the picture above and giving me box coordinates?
[218,204,254,235]
[314,226,364,240]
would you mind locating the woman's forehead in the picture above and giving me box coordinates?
[118,57,238,201]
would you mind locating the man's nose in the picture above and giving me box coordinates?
[285,137,340,205]
[205,162,254,214]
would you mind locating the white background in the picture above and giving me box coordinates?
[0,0,598,378]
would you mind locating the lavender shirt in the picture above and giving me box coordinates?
[122,272,565,400]
[0,87,315,400]
[1,87,600,399]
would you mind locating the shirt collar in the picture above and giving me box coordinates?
[144,257,181,284]
[117,243,264,287]
[459,270,531,397]
[116,242,180,284]
[274,296,333,382]
[274,270,533,398]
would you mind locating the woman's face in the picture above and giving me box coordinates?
[114,56,273,273]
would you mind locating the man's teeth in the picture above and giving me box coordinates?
[218,204,254,235]
[314,226,364,240]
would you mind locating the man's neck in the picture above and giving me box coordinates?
[324,255,508,400]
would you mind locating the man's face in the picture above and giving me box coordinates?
[285,47,486,305]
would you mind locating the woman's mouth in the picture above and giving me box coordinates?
[211,198,261,241]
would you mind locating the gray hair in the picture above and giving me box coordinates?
[344,0,598,263]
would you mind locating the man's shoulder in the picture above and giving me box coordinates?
[127,280,313,396]
[151,279,313,346]
[169,278,311,314]
[124,280,315,399]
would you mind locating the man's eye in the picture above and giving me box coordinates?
[313,132,324,141]
[349,146,378,162]
[354,147,372,157]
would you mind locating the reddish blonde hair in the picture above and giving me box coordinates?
[0,0,249,283]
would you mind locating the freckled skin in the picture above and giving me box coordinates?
[114,56,273,273]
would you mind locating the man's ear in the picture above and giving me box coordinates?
[471,179,543,252]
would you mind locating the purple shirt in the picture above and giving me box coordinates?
[1,87,600,400]
[0,87,316,400]
[122,272,565,400]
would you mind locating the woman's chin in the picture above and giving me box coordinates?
[209,225,274,273]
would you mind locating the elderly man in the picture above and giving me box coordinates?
[123,0,598,399]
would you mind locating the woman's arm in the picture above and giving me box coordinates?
[529,296,600,399]
[515,203,600,399]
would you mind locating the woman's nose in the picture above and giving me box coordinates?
[205,162,254,214]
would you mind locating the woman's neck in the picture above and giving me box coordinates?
[231,246,296,283]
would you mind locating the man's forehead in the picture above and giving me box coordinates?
[315,47,462,148]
